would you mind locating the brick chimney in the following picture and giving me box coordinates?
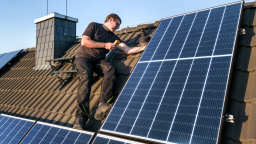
[34,12,78,67]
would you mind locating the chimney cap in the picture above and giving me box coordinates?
[34,12,78,24]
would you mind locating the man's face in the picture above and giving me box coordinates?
[109,18,120,32]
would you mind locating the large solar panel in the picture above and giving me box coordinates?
[0,49,22,70]
[20,122,94,144]
[92,134,144,144]
[0,114,35,144]
[101,1,242,144]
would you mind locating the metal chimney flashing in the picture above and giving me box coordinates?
[34,12,78,24]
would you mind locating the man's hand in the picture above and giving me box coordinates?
[139,44,148,51]
[104,43,117,50]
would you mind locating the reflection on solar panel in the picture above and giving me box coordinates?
[0,114,35,144]
[93,134,144,144]
[20,122,94,144]
[0,50,22,70]
[101,1,242,144]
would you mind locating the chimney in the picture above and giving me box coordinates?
[34,12,78,67]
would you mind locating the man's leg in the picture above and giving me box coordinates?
[93,60,117,121]
[73,57,94,129]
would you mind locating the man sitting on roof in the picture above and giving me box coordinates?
[73,13,147,130]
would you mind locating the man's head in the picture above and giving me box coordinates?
[104,13,121,32]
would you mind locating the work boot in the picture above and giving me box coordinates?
[73,115,88,130]
[94,103,112,122]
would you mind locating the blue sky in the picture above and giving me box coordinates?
[0,0,252,54]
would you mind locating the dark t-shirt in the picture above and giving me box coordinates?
[76,22,121,59]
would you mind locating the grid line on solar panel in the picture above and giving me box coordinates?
[116,9,198,135]
[160,10,212,142]
[138,3,240,62]
[142,18,174,62]
[113,46,169,132]
[189,6,226,144]
[138,54,232,63]
[0,114,35,144]
[20,121,94,144]
[101,1,242,144]
[136,12,206,138]
[152,16,184,60]
[161,6,226,143]
[112,13,185,133]
[139,19,172,61]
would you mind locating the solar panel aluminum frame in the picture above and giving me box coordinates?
[92,133,146,144]
[30,121,95,139]
[0,49,23,55]
[0,114,35,123]
[0,49,22,71]
[99,130,173,144]
[100,1,243,144]
[35,121,95,134]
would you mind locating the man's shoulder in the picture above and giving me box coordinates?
[89,22,102,27]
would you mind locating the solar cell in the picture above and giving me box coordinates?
[0,114,35,144]
[20,122,94,144]
[0,50,22,70]
[101,1,242,144]
[92,134,144,144]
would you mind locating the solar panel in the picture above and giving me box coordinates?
[101,1,242,144]
[20,122,94,144]
[0,114,35,144]
[0,49,22,70]
[0,54,4,59]
[92,134,144,144]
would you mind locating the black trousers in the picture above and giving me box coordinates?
[75,57,117,116]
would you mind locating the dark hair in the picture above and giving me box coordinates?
[104,13,122,24]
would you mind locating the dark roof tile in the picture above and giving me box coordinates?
[223,101,255,142]
[119,33,129,41]
[123,32,135,43]
[241,8,256,27]
[235,47,256,71]
[239,27,256,47]
[51,93,73,113]
[126,31,141,45]
[114,29,126,35]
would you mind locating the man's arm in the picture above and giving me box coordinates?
[116,43,147,54]
[81,35,117,50]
